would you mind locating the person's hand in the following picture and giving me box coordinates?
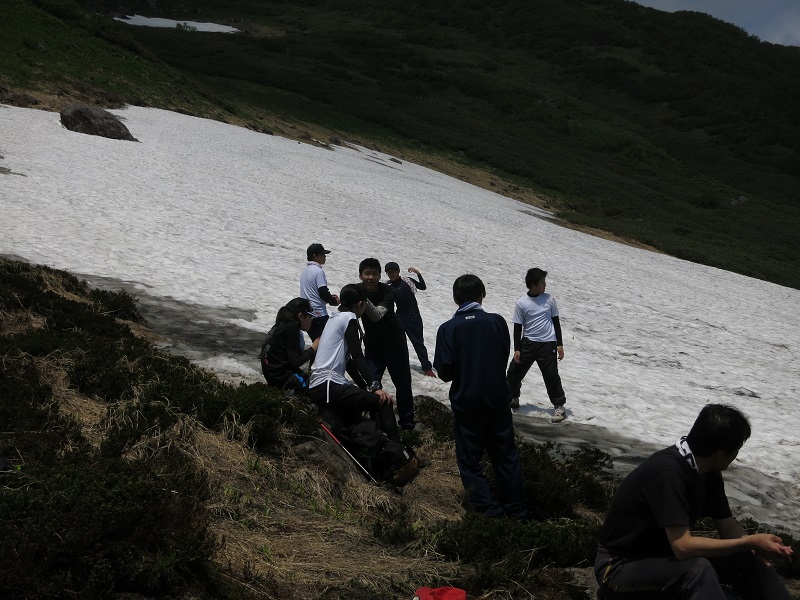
[311,338,320,351]
[513,350,521,364]
[749,533,794,566]
[331,294,340,306]
[408,267,419,275]
[557,346,565,360]
[376,389,394,405]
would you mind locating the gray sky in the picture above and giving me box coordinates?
[633,0,800,46]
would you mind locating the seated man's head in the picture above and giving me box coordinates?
[384,261,401,282]
[452,274,486,305]
[686,404,751,468]
[359,258,382,293]
[339,283,367,316]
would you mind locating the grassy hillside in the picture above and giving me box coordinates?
[0,256,624,599]
[2,0,799,289]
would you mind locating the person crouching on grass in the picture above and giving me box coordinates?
[307,284,400,443]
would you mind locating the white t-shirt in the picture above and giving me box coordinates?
[300,261,328,318]
[512,293,559,342]
[309,311,356,388]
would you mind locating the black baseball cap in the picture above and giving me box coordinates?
[384,261,400,272]
[307,243,331,259]
[285,297,313,316]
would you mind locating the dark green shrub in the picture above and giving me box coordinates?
[433,513,599,591]
[225,383,320,452]
[0,455,215,599]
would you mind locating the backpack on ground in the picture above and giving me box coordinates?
[337,420,419,486]
[379,440,420,486]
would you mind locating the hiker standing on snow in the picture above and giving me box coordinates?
[505,267,567,422]
[433,274,528,519]
[357,258,417,431]
[595,404,793,600]
[300,243,340,340]
[308,284,400,442]
[384,262,435,377]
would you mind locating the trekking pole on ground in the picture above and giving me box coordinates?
[319,421,378,484]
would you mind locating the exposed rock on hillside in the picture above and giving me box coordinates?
[59,103,138,141]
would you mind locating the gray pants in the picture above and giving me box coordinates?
[594,545,790,600]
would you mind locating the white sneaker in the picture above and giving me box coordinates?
[551,405,566,423]
[510,397,520,409]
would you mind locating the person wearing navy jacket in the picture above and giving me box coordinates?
[433,274,527,519]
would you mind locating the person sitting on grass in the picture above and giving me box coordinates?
[260,297,318,393]
[595,403,793,600]
[308,284,400,442]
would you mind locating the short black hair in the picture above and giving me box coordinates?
[453,274,486,305]
[525,268,548,288]
[686,404,751,457]
[339,283,366,310]
[359,257,381,275]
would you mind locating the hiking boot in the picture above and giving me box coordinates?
[551,405,567,423]
[510,397,520,409]
[423,369,436,377]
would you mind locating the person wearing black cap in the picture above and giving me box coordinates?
[300,243,340,340]
[260,297,319,392]
[384,262,435,377]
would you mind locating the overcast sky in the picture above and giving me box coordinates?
[634,0,800,46]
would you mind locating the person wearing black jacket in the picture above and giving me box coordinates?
[261,297,318,392]
[384,262,435,377]
[358,258,416,431]
[433,274,527,519]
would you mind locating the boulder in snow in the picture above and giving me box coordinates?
[59,104,138,142]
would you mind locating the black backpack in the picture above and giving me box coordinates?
[258,324,278,363]
[340,420,419,486]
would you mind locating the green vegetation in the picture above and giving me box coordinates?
[2,0,798,287]
[3,257,798,598]
[0,257,613,598]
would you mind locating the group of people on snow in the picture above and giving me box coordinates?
[258,242,793,600]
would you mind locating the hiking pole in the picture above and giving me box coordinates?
[319,421,378,484]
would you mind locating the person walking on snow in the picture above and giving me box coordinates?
[384,262,435,377]
[506,267,567,422]
[300,243,340,340]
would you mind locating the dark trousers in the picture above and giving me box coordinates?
[506,339,565,405]
[366,343,415,429]
[453,409,527,518]
[309,381,400,442]
[308,315,329,341]
[594,545,791,600]
[396,312,432,372]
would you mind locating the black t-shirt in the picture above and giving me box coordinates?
[358,282,406,350]
[599,446,732,559]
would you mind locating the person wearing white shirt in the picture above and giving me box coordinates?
[300,243,340,340]
[506,267,567,422]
